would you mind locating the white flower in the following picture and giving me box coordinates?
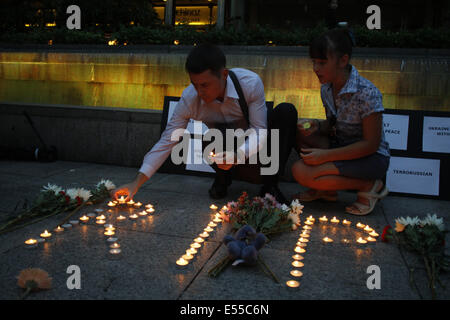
[421,214,445,231]
[290,199,304,216]
[66,188,92,201]
[41,183,63,195]
[96,179,116,191]
[281,204,290,212]
[288,211,300,227]
[395,216,421,232]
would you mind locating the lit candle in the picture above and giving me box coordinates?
[342,219,351,226]
[204,226,214,232]
[364,225,373,233]
[186,248,197,255]
[40,230,52,239]
[369,231,379,237]
[323,237,333,243]
[208,222,217,227]
[300,232,310,238]
[145,204,154,209]
[292,261,304,268]
[96,215,106,220]
[298,237,309,243]
[212,217,222,223]
[292,254,304,260]
[330,216,340,224]
[366,236,377,243]
[319,216,328,223]
[53,226,64,233]
[25,238,38,248]
[307,215,315,222]
[296,242,307,248]
[182,253,194,260]
[286,280,300,288]
[357,237,367,244]
[146,207,155,214]
[199,232,209,238]
[294,246,306,253]
[176,258,189,266]
[96,219,106,225]
[356,222,365,229]
[117,215,126,221]
[304,220,314,226]
[127,199,135,206]
[104,230,115,236]
[118,196,126,204]
[110,242,120,249]
[129,213,139,220]
[303,225,312,230]
[133,202,142,208]
[194,237,205,244]
[290,270,303,277]
[191,243,201,249]
[109,248,121,255]
[138,210,148,216]
[107,201,116,207]
[209,204,218,211]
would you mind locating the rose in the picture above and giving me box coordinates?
[381,225,392,242]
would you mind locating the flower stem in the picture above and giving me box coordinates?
[19,287,32,300]
[208,255,232,278]
[257,255,279,283]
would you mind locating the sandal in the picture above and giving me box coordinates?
[345,180,389,216]
[292,189,338,202]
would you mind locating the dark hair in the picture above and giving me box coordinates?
[185,43,226,77]
[309,28,354,60]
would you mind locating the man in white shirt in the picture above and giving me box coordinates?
[112,44,297,204]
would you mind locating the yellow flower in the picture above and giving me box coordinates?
[395,221,405,232]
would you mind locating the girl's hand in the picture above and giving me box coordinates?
[300,148,330,166]
[297,119,319,137]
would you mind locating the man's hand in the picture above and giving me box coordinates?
[297,119,319,137]
[212,150,245,171]
[300,148,330,166]
[110,173,149,201]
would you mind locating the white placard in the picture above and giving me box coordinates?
[186,138,215,173]
[386,157,440,196]
[423,116,450,153]
[383,114,409,150]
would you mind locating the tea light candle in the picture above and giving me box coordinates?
[369,231,379,237]
[69,220,79,225]
[208,222,217,227]
[292,254,304,260]
[194,237,204,244]
[364,225,373,233]
[357,237,367,244]
[146,207,155,214]
[176,258,189,266]
[104,230,115,236]
[109,248,121,255]
[330,216,340,224]
[294,246,306,253]
[96,219,106,225]
[366,236,377,243]
[40,230,52,239]
[356,222,365,229]
[25,238,38,248]
[95,208,104,213]
[126,199,135,206]
[323,237,333,243]
[191,242,201,249]
[292,261,304,268]
[182,253,194,260]
[319,216,328,223]
[300,232,310,238]
[342,219,351,226]
[187,248,197,255]
[106,237,118,243]
[307,215,315,222]
[209,204,218,211]
[286,280,300,288]
[53,226,64,233]
[298,237,308,243]
[303,225,312,230]
[87,213,97,218]
[110,242,120,249]
[290,270,303,277]
[138,210,148,216]
[199,232,209,238]
[145,204,154,209]
[133,202,142,208]
[213,217,222,223]
[61,223,72,229]
[118,196,126,204]
[129,213,139,220]
[96,215,106,220]
[296,242,307,248]
[79,214,89,223]
[107,201,116,207]
[204,226,214,232]
[304,220,314,226]
[117,215,126,221]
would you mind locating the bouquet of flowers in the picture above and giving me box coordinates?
[0,179,116,235]
[382,214,448,299]
[209,191,304,279]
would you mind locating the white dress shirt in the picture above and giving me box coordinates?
[139,68,268,179]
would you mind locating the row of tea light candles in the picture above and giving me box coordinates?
[286,215,315,288]
[315,215,379,244]
[176,204,224,267]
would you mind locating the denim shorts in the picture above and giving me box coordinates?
[333,152,390,180]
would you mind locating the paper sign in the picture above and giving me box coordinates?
[423,116,450,153]
[383,114,409,150]
[386,157,440,196]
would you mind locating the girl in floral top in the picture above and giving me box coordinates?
[292,29,390,215]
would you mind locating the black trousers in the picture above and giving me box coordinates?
[207,103,298,187]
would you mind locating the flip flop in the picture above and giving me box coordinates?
[292,189,338,202]
[345,180,389,216]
